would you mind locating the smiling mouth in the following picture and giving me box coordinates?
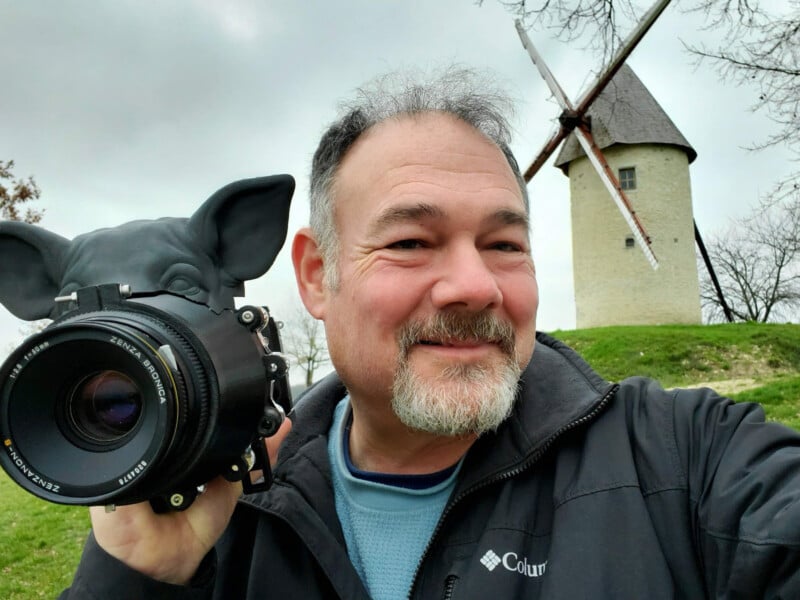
[417,339,497,348]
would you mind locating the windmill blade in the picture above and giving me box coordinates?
[523,127,569,182]
[515,21,577,180]
[573,124,659,269]
[515,21,575,112]
[574,0,672,114]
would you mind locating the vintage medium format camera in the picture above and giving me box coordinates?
[0,284,291,511]
[0,175,295,511]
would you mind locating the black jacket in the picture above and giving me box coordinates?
[62,333,800,599]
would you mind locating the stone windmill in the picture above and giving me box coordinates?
[553,64,702,327]
[515,0,725,328]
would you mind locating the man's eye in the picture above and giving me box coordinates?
[491,241,523,252]
[387,239,425,250]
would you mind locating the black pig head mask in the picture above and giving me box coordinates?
[0,175,295,319]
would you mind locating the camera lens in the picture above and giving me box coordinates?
[68,371,143,443]
[0,294,275,508]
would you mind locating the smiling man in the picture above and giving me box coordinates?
[293,108,538,475]
[62,68,800,599]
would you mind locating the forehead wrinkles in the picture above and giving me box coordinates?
[383,171,520,204]
[373,163,525,229]
[382,146,515,185]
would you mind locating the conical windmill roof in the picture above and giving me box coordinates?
[554,63,697,173]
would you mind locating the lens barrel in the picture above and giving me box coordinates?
[0,290,269,507]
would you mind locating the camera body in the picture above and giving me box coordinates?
[0,175,295,510]
[1,283,291,510]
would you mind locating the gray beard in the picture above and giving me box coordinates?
[391,312,521,437]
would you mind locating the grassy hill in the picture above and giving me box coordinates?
[549,322,800,428]
[1,322,798,597]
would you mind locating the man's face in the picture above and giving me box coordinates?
[309,112,538,435]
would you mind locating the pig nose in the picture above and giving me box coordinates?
[431,245,503,311]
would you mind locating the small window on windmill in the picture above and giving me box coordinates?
[625,235,635,249]
[619,167,636,190]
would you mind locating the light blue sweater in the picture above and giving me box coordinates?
[328,398,461,600]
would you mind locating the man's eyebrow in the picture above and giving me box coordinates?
[367,202,530,236]
[492,208,530,230]
[368,202,445,236]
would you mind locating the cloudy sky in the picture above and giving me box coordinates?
[0,1,793,378]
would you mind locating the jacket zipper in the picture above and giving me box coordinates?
[442,574,458,600]
[410,383,619,599]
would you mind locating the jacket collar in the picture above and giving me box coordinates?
[454,331,615,494]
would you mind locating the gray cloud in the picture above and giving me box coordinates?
[0,0,793,368]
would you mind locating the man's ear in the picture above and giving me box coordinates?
[292,227,327,319]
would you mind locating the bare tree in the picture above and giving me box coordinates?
[484,0,640,62]
[701,200,800,322]
[282,307,330,388]
[1,160,44,224]
[686,2,800,199]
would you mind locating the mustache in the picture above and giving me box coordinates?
[397,311,516,358]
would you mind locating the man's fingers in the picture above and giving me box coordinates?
[265,417,293,465]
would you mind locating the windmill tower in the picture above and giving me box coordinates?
[515,0,718,329]
[553,64,702,327]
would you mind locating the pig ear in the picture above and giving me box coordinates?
[189,175,295,282]
[0,221,69,320]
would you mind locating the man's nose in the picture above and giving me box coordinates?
[430,244,503,311]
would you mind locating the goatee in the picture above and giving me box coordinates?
[392,311,521,437]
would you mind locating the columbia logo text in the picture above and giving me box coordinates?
[480,549,547,578]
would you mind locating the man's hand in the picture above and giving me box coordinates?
[90,418,292,585]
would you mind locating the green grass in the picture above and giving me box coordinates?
[549,322,800,388]
[0,471,89,599]
[1,322,798,597]
[548,322,800,430]
[728,375,800,429]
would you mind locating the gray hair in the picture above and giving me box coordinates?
[309,67,528,288]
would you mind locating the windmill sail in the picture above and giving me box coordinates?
[518,0,672,180]
[516,26,662,268]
